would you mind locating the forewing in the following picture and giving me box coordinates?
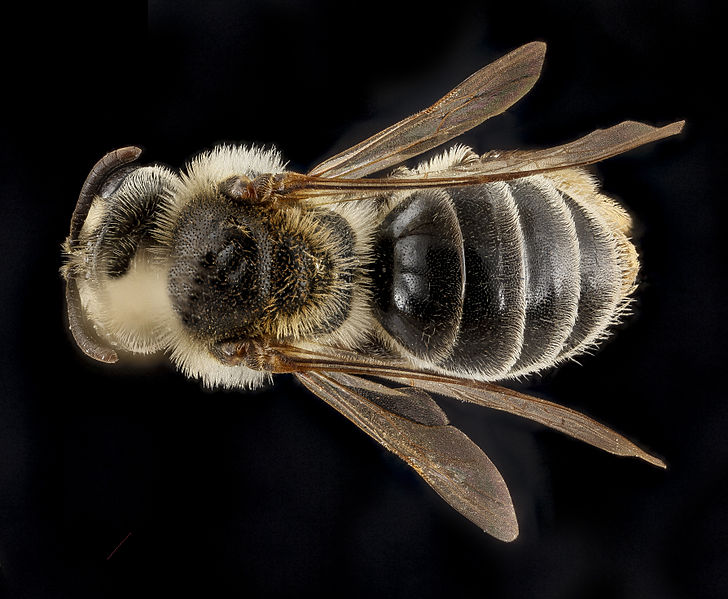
[269,344,665,468]
[296,371,519,541]
[384,375,667,469]
[452,119,685,179]
[307,42,546,179]
[276,120,684,202]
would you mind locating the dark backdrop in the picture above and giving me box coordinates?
[1,1,724,597]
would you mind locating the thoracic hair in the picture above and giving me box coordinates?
[62,145,378,389]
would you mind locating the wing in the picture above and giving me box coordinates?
[264,343,666,469]
[221,339,663,537]
[296,371,519,541]
[449,119,686,179]
[307,41,547,179]
[271,120,684,201]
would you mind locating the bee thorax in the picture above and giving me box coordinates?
[168,196,357,344]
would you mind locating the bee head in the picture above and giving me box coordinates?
[62,147,178,362]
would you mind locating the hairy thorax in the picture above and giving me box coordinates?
[168,196,358,343]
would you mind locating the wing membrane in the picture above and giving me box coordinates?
[297,371,519,541]
[454,119,685,178]
[326,373,448,426]
[276,120,684,201]
[385,375,667,469]
[269,344,665,468]
[308,42,546,179]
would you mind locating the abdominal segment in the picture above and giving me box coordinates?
[372,175,631,380]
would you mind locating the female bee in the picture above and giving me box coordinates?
[62,42,682,541]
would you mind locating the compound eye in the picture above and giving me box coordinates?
[64,147,144,363]
[69,146,143,244]
[97,164,143,198]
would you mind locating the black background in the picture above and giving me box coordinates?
[1,1,725,597]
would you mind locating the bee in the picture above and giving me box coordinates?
[62,42,682,541]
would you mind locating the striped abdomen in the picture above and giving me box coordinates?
[372,172,637,380]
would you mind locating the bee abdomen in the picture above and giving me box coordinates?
[439,184,526,377]
[504,178,581,375]
[555,193,622,360]
[373,175,632,380]
[372,191,464,360]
